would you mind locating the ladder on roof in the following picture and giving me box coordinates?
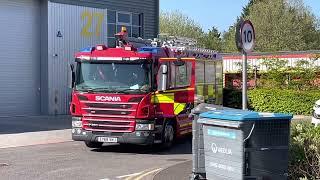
[121,33,220,59]
[155,34,219,60]
[159,36,219,59]
[176,47,220,59]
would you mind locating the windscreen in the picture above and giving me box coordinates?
[75,61,151,93]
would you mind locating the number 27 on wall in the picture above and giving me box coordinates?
[81,11,104,37]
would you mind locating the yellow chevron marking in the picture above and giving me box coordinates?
[179,122,193,128]
[180,129,192,135]
[174,103,186,115]
[208,84,214,96]
[152,93,174,103]
[155,88,194,94]
[196,85,204,96]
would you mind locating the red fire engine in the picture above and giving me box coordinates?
[70,28,223,148]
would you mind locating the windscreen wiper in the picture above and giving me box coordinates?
[89,88,116,93]
[77,88,114,93]
[115,88,147,94]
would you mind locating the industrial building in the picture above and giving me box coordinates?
[0,0,159,116]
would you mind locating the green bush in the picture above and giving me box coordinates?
[223,88,242,109]
[248,89,320,115]
[223,88,319,115]
[289,122,320,179]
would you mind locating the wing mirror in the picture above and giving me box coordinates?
[70,64,75,88]
[158,64,168,91]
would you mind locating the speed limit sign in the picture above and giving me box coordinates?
[235,19,255,110]
[236,20,255,53]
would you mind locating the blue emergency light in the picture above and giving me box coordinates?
[80,46,95,53]
[138,47,160,54]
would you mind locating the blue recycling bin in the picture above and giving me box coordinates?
[197,109,293,180]
[191,103,236,180]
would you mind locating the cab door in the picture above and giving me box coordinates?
[153,58,195,136]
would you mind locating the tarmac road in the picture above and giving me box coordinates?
[0,140,192,180]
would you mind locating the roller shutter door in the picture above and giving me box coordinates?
[0,0,40,116]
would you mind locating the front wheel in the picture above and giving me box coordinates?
[162,121,175,149]
[84,141,103,149]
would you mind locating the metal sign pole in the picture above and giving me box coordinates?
[236,19,254,110]
[242,51,248,110]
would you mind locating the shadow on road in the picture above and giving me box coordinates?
[0,115,71,134]
[92,137,192,155]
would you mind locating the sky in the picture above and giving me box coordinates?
[160,0,320,32]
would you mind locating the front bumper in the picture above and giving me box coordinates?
[72,129,155,145]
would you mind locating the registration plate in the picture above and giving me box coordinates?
[97,137,118,143]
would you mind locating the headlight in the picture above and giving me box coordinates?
[72,117,82,121]
[135,124,154,131]
[72,117,82,128]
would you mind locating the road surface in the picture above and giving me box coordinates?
[0,140,192,180]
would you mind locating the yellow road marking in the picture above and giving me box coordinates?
[124,168,162,180]
[133,168,162,180]
[116,172,142,179]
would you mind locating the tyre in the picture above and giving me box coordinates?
[161,121,175,149]
[84,141,103,148]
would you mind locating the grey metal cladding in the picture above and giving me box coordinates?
[49,0,159,38]
[0,0,41,116]
[40,0,49,115]
[48,2,107,114]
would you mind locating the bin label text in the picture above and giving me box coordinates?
[207,129,236,139]
[211,143,232,155]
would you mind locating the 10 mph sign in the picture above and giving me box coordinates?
[235,19,255,110]
[236,20,255,53]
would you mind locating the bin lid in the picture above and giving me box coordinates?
[199,109,293,121]
[191,103,236,114]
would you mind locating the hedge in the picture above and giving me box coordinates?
[224,88,320,115]
[289,121,320,179]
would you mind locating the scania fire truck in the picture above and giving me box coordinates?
[70,28,223,148]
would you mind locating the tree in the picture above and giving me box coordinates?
[241,0,261,17]
[221,26,238,52]
[160,11,223,50]
[222,0,262,53]
[160,11,205,46]
[247,0,317,51]
[201,26,222,51]
[222,0,320,52]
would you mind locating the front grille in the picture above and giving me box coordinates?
[86,126,131,132]
[84,109,132,115]
[85,103,133,109]
[83,117,135,132]
[80,101,138,133]
[88,120,131,126]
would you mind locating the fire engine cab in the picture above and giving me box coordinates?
[70,27,223,148]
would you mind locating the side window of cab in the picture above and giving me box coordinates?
[169,61,192,88]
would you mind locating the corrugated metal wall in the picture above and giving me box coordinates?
[40,0,49,115]
[0,0,41,116]
[47,0,159,115]
[48,2,106,114]
[50,0,159,38]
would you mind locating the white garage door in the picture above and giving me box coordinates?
[0,0,40,116]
